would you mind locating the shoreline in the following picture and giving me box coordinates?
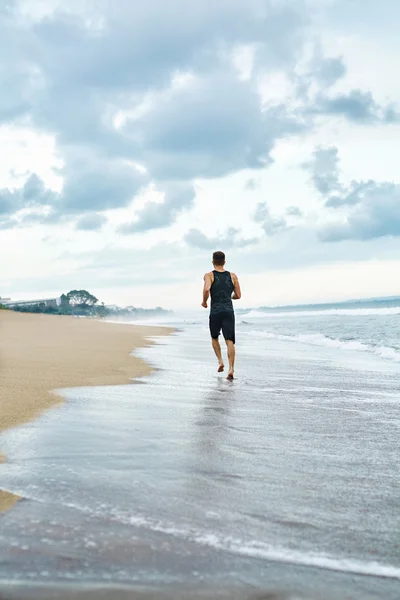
[0,310,173,512]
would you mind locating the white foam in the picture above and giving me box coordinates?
[243,307,400,318]
[253,331,400,362]
[124,514,400,580]
[229,541,400,579]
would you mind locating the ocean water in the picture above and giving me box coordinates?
[1,300,400,599]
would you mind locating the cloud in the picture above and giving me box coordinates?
[122,70,300,181]
[0,161,146,230]
[312,56,347,88]
[286,206,303,217]
[320,183,400,242]
[305,145,400,242]
[118,183,195,234]
[76,213,107,231]
[295,52,347,99]
[184,227,256,250]
[254,202,287,235]
[326,180,377,208]
[0,0,311,233]
[5,241,190,295]
[1,0,400,246]
[244,178,259,191]
[59,156,146,214]
[314,90,400,123]
[0,174,56,216]
[303,146,342,196]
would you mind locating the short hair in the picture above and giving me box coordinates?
[212,251,226,266]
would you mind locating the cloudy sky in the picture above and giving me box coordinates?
[1,0,399,308]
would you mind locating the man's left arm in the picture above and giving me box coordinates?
[202,273,212,308]
[231,273,242,300]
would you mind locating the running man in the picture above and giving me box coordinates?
[201,251,241,380]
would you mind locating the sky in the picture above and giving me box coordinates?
[1,0,400,309]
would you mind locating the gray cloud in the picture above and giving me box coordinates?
[286,206,303,217]
[118,183,195,234]
[0,162,145,229]
[295,52,347,100]
[303,147,342,196]
[326,180,377,208]
[254,202,287,235]
[305,145,400,242]
[304,145,396,215]
[123,71,299,181]
[59,156,146,214]
[76,213,107,231]
[0,174,57,216]
[320,183,400,242]
[314,90,400,123]
[312,56,347,88]
[184,226,256,250]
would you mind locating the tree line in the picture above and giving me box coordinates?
[1,289,170,318]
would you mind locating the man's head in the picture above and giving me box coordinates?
[212,251,226,267]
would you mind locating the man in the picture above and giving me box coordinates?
[201,251,241,380]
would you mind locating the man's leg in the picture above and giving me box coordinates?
[222,312,236,380]
[226,340,235,380]
[210,314,224,372]
[212,338,224,372]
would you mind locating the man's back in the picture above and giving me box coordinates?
[209,270,234,315]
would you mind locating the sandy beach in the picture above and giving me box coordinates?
[0,310,171,511]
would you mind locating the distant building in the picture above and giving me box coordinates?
[0,297,11,304]
[4,297,61,308]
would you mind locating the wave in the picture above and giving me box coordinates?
[243,310,270,318]
[243,307,400,318]
[254,331,400,362]
[126,512,400,580]
[112,509,400,580]
[5,487,400,582]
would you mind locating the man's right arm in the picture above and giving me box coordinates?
[231,273,241,300]
[202,273,212,308]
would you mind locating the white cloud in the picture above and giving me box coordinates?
[1,0,400,306]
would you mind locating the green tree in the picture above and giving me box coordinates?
[66,290,98,307]
[60,293,70,311]
[96,302,109,318]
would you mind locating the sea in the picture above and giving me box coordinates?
[1,297,400,599]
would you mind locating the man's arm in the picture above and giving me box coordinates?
[202,273,212,308]
[231,273,241,300]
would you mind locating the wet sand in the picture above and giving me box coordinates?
[0,585,289,600]
[0,310,172,511]
[1,322,400,599]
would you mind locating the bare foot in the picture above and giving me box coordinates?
[227,371,234,381]
[218,364,225,373]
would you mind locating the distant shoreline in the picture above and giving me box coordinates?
[0,310,173,512]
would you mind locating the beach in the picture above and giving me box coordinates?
[0,310,171,511]
[1,307,400,599]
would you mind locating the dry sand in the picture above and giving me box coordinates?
[0,310,172,511]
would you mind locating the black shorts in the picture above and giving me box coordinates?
[209,311,235,344]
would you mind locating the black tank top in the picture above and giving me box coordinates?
[210,270,234,315]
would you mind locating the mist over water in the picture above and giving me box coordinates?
[1,298,400,599]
